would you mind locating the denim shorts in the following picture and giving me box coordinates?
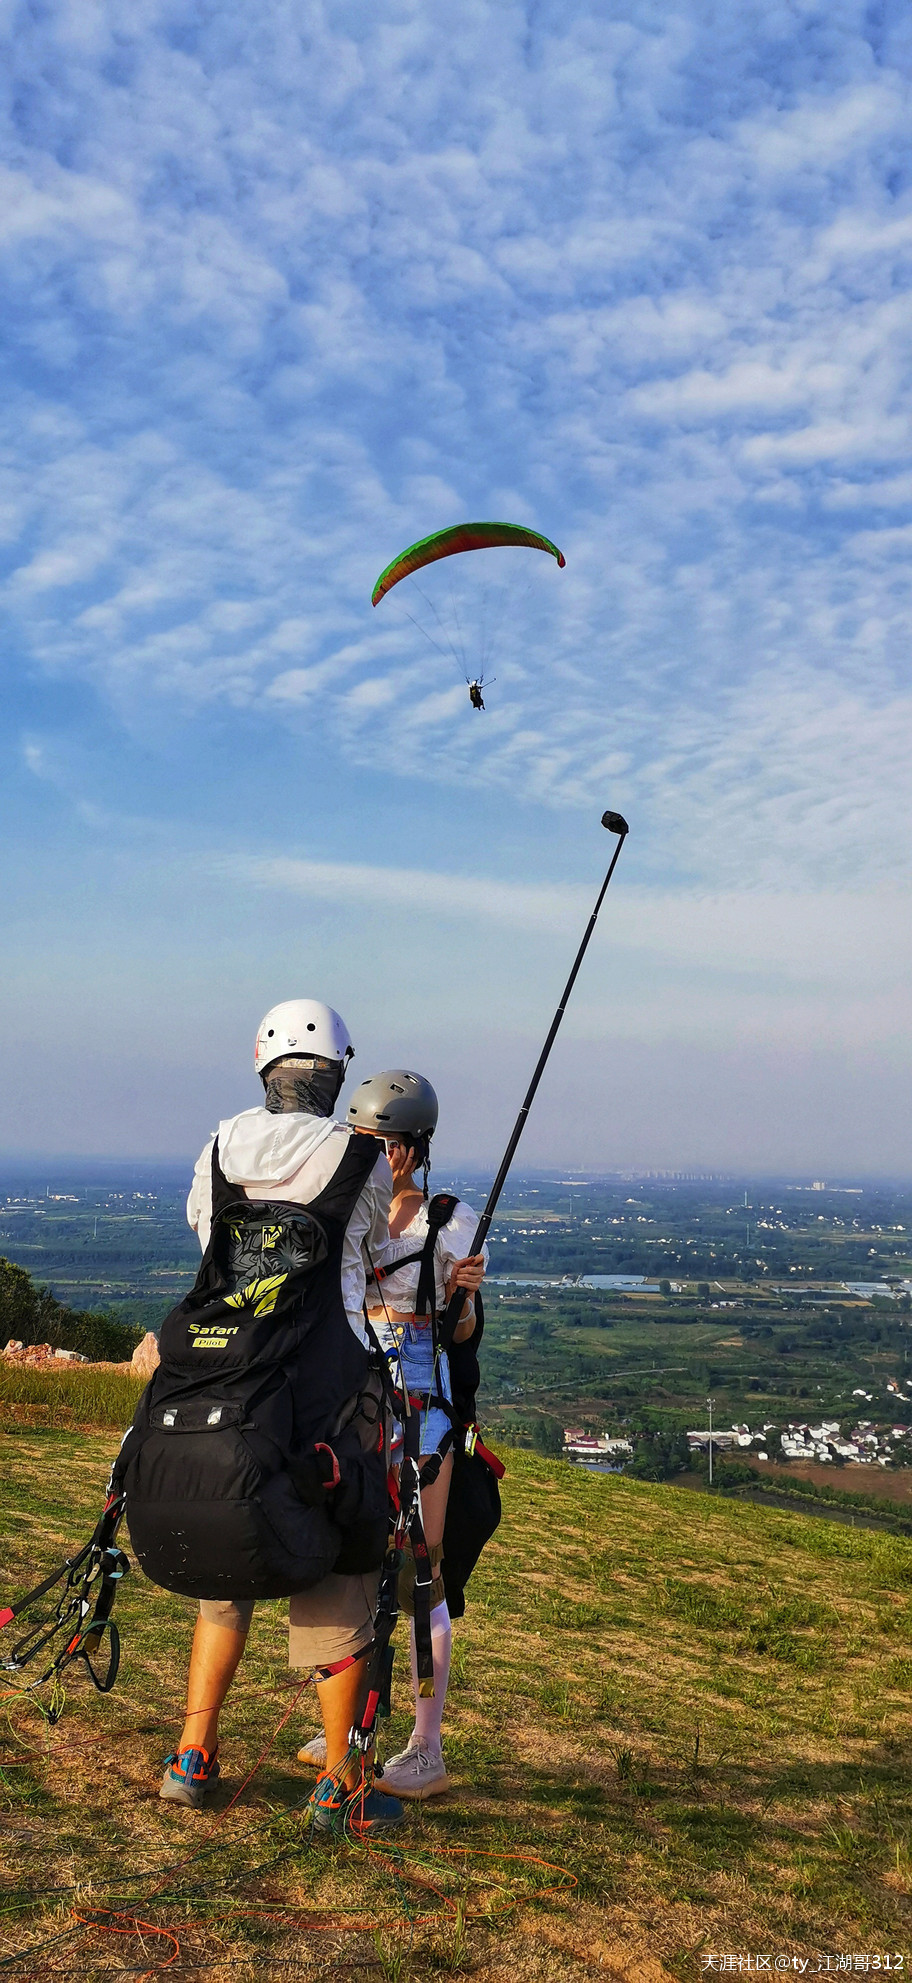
[375,1316,453,1459]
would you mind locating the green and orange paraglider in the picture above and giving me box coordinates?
[371,521,565,607]
[371,521,566,710]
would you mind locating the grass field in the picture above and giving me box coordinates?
[2,1425,912,1981]
[0,1362,144,1432]
[479,1290,912,1437]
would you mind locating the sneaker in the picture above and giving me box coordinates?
[159,1745,220,1809]
[379,1742,451,1800]
[307,1769,406,1840]
[296,1733,328,1770]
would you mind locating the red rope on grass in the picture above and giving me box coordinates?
[4,1668,577,1974]
[70,1910,181,1981]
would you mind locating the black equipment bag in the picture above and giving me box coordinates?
[441,1290,502,1618]
[116,1132,389,1601]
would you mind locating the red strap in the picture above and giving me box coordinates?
[313,1443,341,1490]
[474,1438,506,1480]
[0,1608,13,1631]
[315,1641,372,1680]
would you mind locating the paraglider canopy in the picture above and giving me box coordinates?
[371,521,565,608]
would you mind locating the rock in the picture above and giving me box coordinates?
[4,1340,25,1355]
[130,1331,161,1380]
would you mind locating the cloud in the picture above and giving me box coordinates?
[226,846,912,1049]
[0,0,910,1172]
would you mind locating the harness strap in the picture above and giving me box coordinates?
[348,1542,403,1754]
[0,1489,128,1718]
[415,1193,459,1320]
[315,1640,372,1682]
[367,1194,459,1307]
[396,1396,434,1692]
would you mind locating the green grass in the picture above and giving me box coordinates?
[0,1361,144,1429]
[1,1434,912,1981]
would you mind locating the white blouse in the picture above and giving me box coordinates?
[368,1197,487,1315]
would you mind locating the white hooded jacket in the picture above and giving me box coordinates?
[186,1108,397,1346]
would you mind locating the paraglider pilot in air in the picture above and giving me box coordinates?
[371,520,565,715]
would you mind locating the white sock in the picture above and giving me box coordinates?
[408,1601,452,1755]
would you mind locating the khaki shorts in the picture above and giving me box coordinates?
[199,1567,381,1670]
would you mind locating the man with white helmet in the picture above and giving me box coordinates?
[161,1000,410,1836]
[187,1001,391,1352]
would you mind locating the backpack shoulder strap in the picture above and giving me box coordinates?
[209,1137,241,1222]
[305,1130,383,1229]
[415,1193,460,1321]
[427,1192,460,1230]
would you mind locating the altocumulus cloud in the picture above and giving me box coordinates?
[1,0,911,901]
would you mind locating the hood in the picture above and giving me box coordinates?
[215,1107,340,1185]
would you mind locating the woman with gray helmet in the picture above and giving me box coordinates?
[349,1070,486,1799]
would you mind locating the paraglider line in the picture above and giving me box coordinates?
[401,606,454,666]
[448,582,469,677]
[406,577,465,670]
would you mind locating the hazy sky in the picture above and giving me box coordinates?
[2,0,910,1174]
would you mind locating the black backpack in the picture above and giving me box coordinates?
[442,1290,503,1618]
[115,1131,389,1602]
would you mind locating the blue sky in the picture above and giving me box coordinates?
[2,0,911,1173]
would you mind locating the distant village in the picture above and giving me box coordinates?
[685,1408,912,1468]
[563,1394,912,1473]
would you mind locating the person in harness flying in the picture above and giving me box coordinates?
[299,1071,486,1800]
[157,1002,431,1837]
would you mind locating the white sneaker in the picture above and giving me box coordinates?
[296,1734,327,1770]
[379,1743,451,1800]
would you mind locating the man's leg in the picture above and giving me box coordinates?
[315,1657,369,1787]
[177,1605,252,1754]
[290,1573,377,1782]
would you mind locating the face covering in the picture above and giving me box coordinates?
[262,1056,343,1118]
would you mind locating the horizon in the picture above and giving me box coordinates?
[1,1157,910,1190]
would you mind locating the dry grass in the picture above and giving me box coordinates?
[749,1459,912,1505]
[1,1432,912,1980]
[0,1363,144,1432]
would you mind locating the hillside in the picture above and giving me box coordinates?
[1,1425,911,1979]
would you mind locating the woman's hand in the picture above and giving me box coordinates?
[387,1140,417,1191]
[444,1254,485,1303]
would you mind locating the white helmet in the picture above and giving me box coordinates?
[254,1000,354,1078]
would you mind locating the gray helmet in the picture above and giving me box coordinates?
[346,1069,439,1142]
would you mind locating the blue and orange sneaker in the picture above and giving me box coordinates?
[159,1745,221,1809]
[307,1768,405,1840]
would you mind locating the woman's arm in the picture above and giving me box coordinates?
[444,1254,486,1342]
